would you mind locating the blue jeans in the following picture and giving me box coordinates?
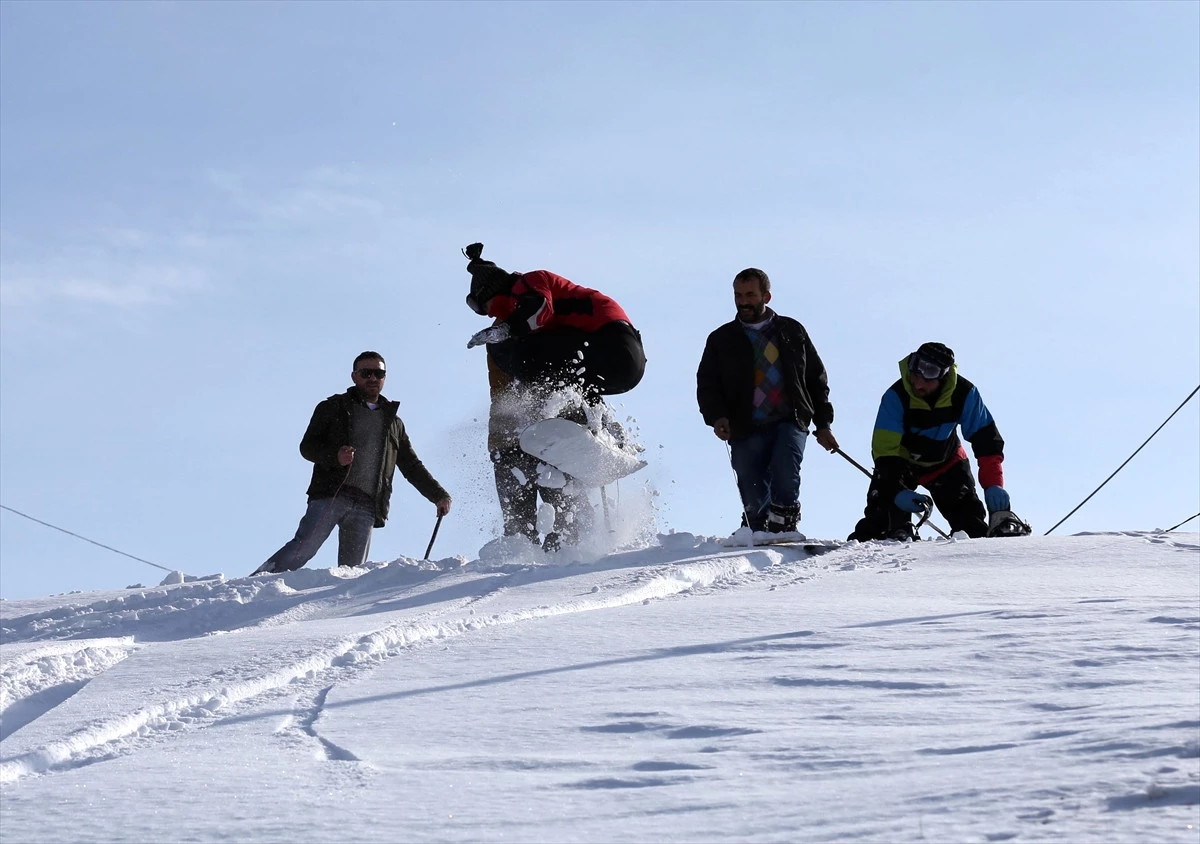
[262,496,375,572]
[729,421,808,531]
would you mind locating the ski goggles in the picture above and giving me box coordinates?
[908,354,949,381]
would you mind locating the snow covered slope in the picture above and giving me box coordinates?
[1,531,1197,843]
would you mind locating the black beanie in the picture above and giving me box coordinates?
[463,243,516,314]
[914,342,955,371]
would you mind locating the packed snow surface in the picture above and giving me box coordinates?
[1,530,1197,843]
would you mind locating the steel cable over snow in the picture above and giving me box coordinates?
[0,504,177,574]
[1045,384,1200,535]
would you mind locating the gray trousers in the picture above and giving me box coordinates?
[260,496,375,573]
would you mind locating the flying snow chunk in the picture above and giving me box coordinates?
[535,462,567,489]
[537,503,557,535]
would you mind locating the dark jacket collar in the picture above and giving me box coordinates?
[343,386,396,411]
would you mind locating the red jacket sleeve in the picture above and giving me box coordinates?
[977,454,1004,489]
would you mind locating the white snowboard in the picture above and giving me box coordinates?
[717,529,845,556]
[518,418,646,488]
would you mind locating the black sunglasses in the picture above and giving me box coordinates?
[356,368,387,380]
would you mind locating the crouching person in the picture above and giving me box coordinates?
[255,351,452,575]
[849,342,1030,542]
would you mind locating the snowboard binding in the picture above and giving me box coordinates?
[887,524,920,542]
[987,510,1033,538]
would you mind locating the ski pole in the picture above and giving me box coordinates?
[912,504,948,540]
[835,448,873,479]
[600,485,613,534]
[915,504,933,534]
[913,508,949,540]
[725,441,755,530]
[423,514,444,560]
[910,500,948,540]
[836,449,951,539]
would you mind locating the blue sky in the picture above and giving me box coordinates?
[2,0,1197,599]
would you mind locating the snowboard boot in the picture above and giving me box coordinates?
[739,511,768,534]
[987,510,1033,537]
[766,503,801,534]
[504,526,540,544]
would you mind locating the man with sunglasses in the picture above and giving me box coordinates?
[849,342,1030,542]
[254,351,452,575]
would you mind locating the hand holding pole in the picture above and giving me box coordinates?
[835,449,951,540]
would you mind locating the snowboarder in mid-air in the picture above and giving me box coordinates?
[484,351,592,551]
[463,243,646,550]
[463,242,646,405]
[848,342,1031,541]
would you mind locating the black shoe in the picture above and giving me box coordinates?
[887,524,918,542]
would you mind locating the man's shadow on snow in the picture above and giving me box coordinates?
[342,542,804,617]
[213,628,835,728]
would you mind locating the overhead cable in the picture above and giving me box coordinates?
[1166,512,1199,532]
[0,504,175,573]
[1045,384,1200,536]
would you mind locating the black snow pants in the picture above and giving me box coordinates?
[489,321,646,401]
[490,445,591,546]
[850,457,988,541]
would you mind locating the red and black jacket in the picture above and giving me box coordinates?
[487,270,632,335]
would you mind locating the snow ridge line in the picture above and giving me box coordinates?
[0,556,751,783]
[0,579,236,637]
[0,639,138,715]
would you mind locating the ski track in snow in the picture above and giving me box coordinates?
[0,536,846,784]
[0,530,1195,842]
[0,639,138,738]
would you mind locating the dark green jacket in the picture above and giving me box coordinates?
[300,388,448,528]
